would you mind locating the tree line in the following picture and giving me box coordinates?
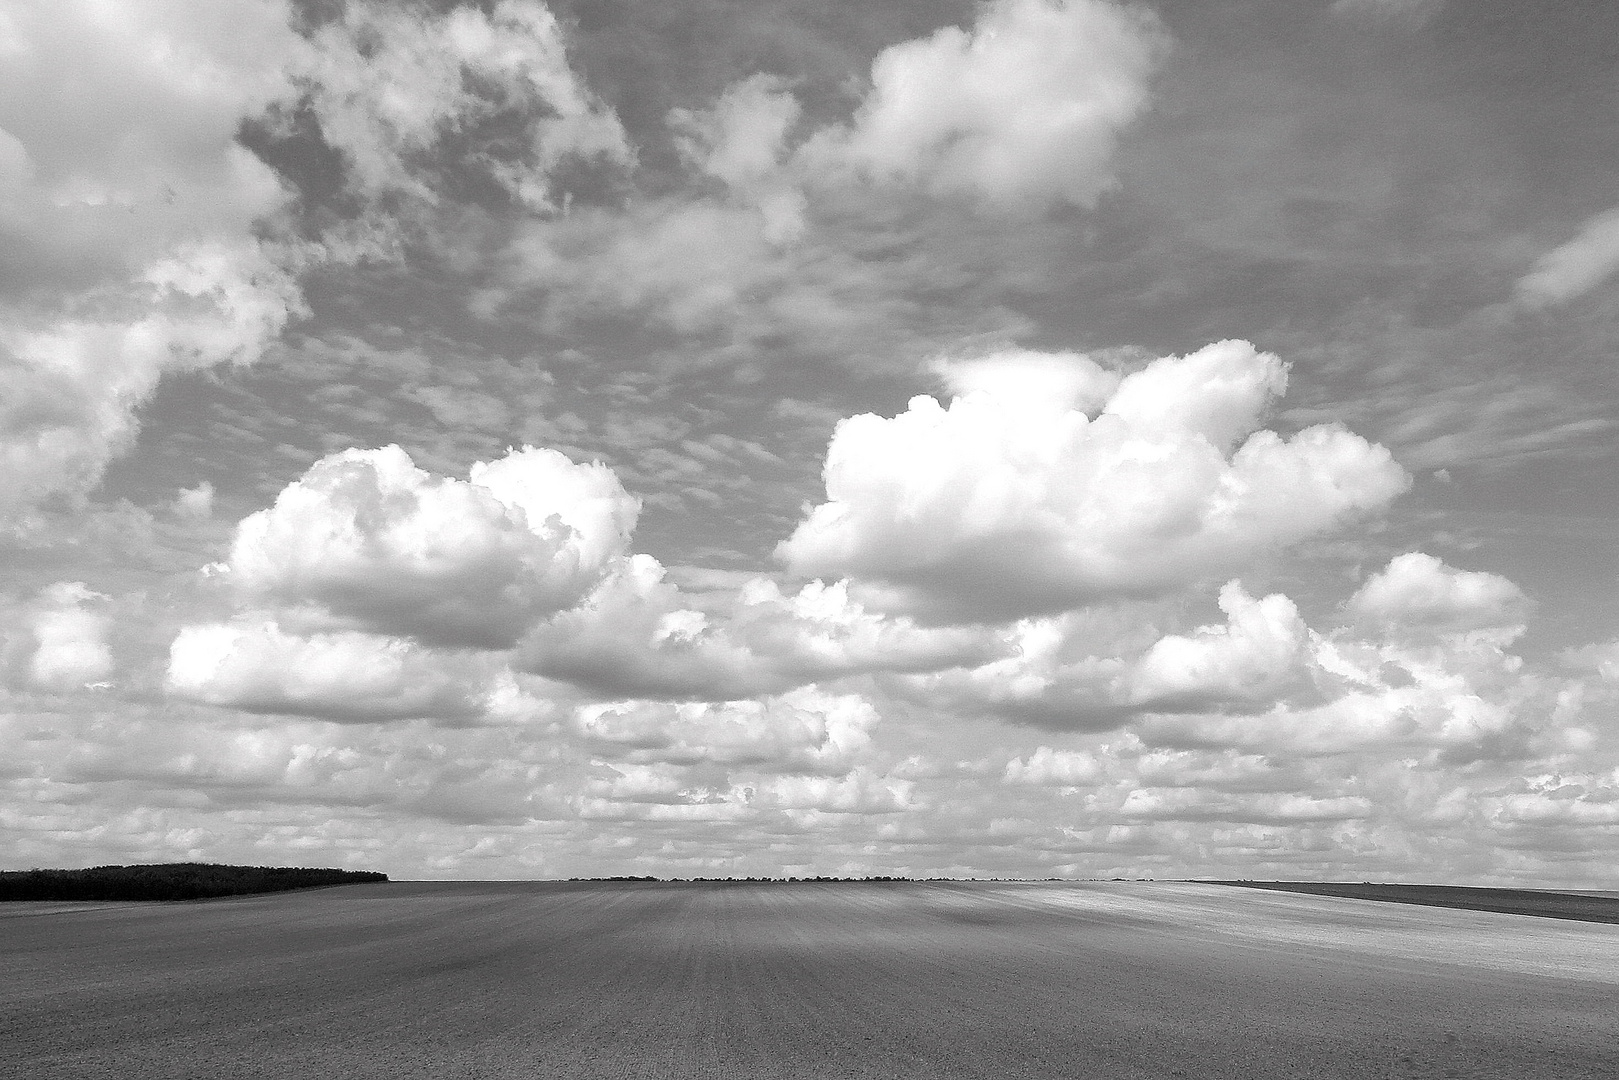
[0,863,388,901]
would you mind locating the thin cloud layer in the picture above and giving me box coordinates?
[1515,206,1619,309]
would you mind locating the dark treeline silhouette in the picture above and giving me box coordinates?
[1,863,388,901]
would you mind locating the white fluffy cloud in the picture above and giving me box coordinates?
[897,581,1313,728]
[225,444,638,648]
[1515,206,1619,309]
[1130,582,1311,711]
[810,0,1164,209]
[519,556,998,699]
[1345,552,1528,636]
[576,688,877,774]
[1004,746,1102,786]
[894,554,1556,764]
[28,582,113,691]
[781,340,1411,620]
[165,620,495,723]
[0,1,305,521]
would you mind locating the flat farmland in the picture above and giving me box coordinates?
[4,881,1617,1079]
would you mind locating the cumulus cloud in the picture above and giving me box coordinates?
[1515,206,1619,309]
[898,582,1314,728]
[1003,746,1102,786]
[225,444,638,649]
[1345,552,1529,636]
[1142,613,1561,762]
[893,554,1556,766]
[781,340,1410,621]
[519,556,998,699]
[755,767,915,815]
[165,620,494,723]
[1129,583,1311,711]
[576,688,878,774]
[808,0,1165,209]
[28,582,114,691]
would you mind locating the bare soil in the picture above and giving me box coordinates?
[1210,880,1619,923]
[3,880,1616,1078]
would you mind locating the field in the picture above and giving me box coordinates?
[1211,880,1619,923]
[4,881,1617,1079]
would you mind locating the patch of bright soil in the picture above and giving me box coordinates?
[1210,880,1619,924]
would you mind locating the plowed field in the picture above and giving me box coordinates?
[4,880,1616,1078]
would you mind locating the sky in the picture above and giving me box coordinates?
[2,0,1618,883]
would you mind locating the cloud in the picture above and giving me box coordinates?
[1515,206,1619,309]
[780,340,1410,621]
[0,241,306,520]
[0,2,307,524]
[756,767,915,815]
[808,0,1165,210]
[290,0,631,212]
[0,0,641,525]
[576,687,877,774]
[28,582,113,691]
[1129,582,1311,711]
[165,619,495,723]
[477,0,1163,364]
[896,581,1314,729]
[172,481,215,520]
[0,0,298,288]
[1140,614,1563,762]
[669,73,806,245]
[225,444,638,649]
[1562,640,1619,682]
[518,555,999,700]
[1345,552,1529,636]
[1330,0,1444,28]
[1003,746,1102,786]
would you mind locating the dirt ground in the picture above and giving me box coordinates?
[3,880,1616,1079]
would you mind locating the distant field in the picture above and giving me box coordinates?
[4,880,1617,1079]
[1211,879,1619,923]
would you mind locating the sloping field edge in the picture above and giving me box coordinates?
[1208,880,1619,924]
